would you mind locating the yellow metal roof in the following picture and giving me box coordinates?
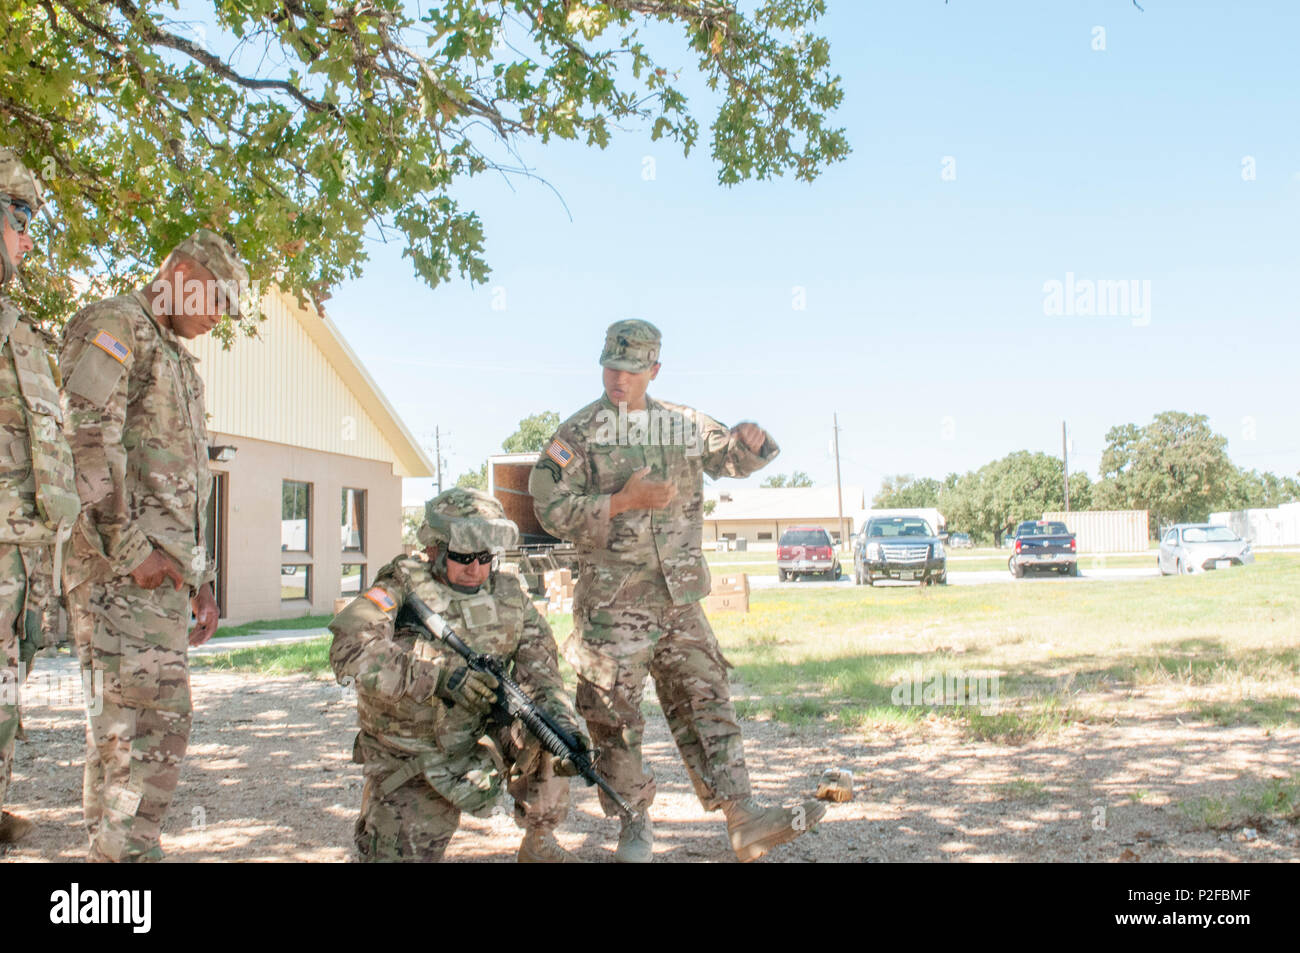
[184,287,435,478]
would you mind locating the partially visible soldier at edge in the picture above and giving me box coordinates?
[329,487,589,863]
[529,319,827,863]
[0,148,81,848]
[60,229,246,862]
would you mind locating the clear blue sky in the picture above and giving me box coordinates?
[308,1,1300,506]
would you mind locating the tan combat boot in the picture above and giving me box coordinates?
[723,797,827,863]
[0,811,34,845]
[614,813,653,864]
[517,827,583,863]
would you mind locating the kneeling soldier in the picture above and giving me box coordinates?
[329,488,588,863]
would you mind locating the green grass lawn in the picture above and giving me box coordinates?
[197,637,335,675]
[199,555,1300,748]
[709,553,1300,742]
[211,613,333,639]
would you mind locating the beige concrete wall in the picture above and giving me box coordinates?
[704,518,855,550]
[210,432,402,624]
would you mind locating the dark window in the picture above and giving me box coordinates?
[779,529,831,547]
[342,488,366,552]
[867,518,934,538]
[282,481,311,552]
[341,564,364,597]
[757,532,773,541]
[1018,521,1069,537]
[281,565,310,601]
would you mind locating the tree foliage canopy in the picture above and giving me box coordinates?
[1,0,847,330]
[453,409,560,487]
[1092,411,1235,527]
[455,462,487,490]
[872,473,942,509]
[501,410,560,453]
[938,451,1087,543]
[761,469,813,488]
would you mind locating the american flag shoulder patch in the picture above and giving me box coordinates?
[362,587,397,612]
[91,329,131,363]
[546,439,575,468]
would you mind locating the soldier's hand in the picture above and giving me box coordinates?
[131,549,186,591]
[435,666,500,715]
[189,584,219,646]
[553,728,593,778]
[612,466,677,515]
[732,422,767,454]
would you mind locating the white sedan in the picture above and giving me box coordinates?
[1157,524,1254,575]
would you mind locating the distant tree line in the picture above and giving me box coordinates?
[454,411,562,490]
[761,471,814,488]
[873,412,1300,543]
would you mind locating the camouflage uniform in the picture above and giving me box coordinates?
[329,490,582,862]
[0,149,81,835]
[529,320,779,816]
[60,230,246,862]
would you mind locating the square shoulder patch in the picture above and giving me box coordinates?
[91,329,132,363]
[65,331,131,408]
[362,587,397,612]
[545,438,575,468]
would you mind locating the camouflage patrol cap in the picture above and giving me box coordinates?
[0,147,44,210]
[167,228,250,315]
[600,319,662,372]
[418,487,520,553]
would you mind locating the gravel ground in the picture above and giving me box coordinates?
[4,654,1298,863]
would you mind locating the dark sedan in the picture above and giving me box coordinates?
[854,516,947,586]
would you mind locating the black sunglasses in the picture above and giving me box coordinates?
[446,550,493,566]
[8,201,31,235]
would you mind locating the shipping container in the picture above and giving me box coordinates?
[1040,510,1149,553]
[488,452,554,543]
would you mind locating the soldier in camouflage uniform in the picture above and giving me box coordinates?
[529,319,827,863]
[0,148,81,846]
[61,229,248,862]
[329,487,589,863]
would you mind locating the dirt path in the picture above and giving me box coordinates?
[4,656,1298,863]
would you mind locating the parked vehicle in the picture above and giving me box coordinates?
[1157,523,1254,575]
[947,532,974,549]
[1008,520,1077,577]
[854,516,946,586]
[487,452,579,594]
[777,526,841,581]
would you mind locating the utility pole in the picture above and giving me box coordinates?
[1062,420,1070,512]
[435,426,443,495]
[832,413,846,550]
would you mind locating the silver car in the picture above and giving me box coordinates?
[1157,523,1254,575]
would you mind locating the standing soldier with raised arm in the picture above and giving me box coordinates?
[0,148,81,847]
[61,230,246,862]
[529,319,826,863]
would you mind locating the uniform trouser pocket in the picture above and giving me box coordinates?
[93,578,193,715]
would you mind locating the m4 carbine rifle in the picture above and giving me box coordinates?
[404,593,636,820]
